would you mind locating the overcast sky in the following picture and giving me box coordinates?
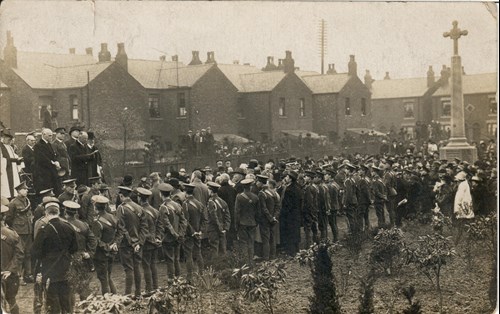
[0,1,497,79]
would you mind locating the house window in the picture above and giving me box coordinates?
[299,98,305,117]
[345,97,351,116]
[279,98,286,116]
[489,96,497,114]
[361,98,367,116]
[178,93,187,117]
[148,95,160,118]
[487,122,497,136]
[404,102,414,118]
[441,98,451,117]
[70,95,79,120]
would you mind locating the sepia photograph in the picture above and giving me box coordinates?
[0,1,497,313]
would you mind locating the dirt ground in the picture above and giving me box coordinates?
[14,208,497,313]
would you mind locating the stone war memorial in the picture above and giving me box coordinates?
[439,20,478,163]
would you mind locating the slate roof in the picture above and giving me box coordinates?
[239,71,287,92]
[217,64,262,91]
[11,51,111,89]
[371,77,431,99]
[300,73,350,94]
[127,60,212,89]
[432,73,497,97]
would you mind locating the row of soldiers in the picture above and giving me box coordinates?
[2,151,497,313]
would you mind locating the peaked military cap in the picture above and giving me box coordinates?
[63,200,80,212]
[62,178,77,185]
[1,204,9,213]
[15,181,28,191]
[240,178,254,185]
[183,183,196,192]
[158,183,174,192]
[93,195,110,204]
[207,181,221,190]
[118,186,133,193]
[88,176,102,183]
[136,187,152,196]
[256,174,269,183]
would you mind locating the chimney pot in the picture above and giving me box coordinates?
[159,55,166,61]
[85,47,93,56]
[384,72,390,80]
[189,50,202,65]
[233,60,239,65]
[205,51,216,64]
[427,65,435,87]
[462,66,465,75]
[69,48,75,54]
[326,63,337,74]
[364,70,373,89]
[283,50,295,73]
[243,63,250,66]
[172,55,178,62]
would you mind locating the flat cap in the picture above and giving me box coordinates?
[256,174,269,183]
[77,185,89,195]
[183,183,196,192]
[98,183,109,190]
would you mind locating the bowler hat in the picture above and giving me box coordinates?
[69,126,81,133]
[1,129,13,138]
[54,127,66,134]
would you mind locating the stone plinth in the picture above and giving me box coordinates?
[440,142,477,163]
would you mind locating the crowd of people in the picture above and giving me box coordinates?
[0,125,497,314]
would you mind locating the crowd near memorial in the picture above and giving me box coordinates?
[0,123,497,313]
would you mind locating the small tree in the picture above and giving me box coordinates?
[233,261,287,314]
[309,244,341,314]
[358,268,376,314]
[401,286,423,314]
[404,233,455,314]
[370,228,406,275]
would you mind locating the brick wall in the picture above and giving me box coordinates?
[337,77,372,136]
[0,86,11,128]
[371,97,422,133]
[312,93,339,138]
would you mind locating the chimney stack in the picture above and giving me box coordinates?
[462,66,465,75]
[85,47,93,56]
[115,42,128,71]
[277,59,284,70]
[364,70,374,89]
[427,66,435,87]
[283,50,295,74]
[440,65,450,84]
[4,31,17,68]
[384,72,391,80]
[189,51,202,65]
[326,63,337,74]
[69,48,75,54]
[98,43,111,62]
[262,56,277,71]
[172,55,178,62]
[233,60,240,65]
[205,51,216,64]
[348,55,357,76]
[243,63,251,66]
[159,55,166,62]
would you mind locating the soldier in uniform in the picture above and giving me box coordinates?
[156,183,187,280]
[58,179,79,204]
[136,187,160,292]
[63,201,96,303]
[234,178,259,267]
[79,176,101,225]
[181,183,207,281]
[324,168,340,242]
[6,182,34,284]
[371,165,388,228]
[302,171,319,247]
[383,159,398,227]
[116,186,148,297]
[356,165,373,232]
[31,201,78,313]
[91,195,121,295]
[257,176,280,260]
[341,163,359,235]
[207,181,231,262]
[315,171,331,241]
[1,204,24,314]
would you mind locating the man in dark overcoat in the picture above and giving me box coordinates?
[279,170,302,256]
[68,132,96,187]
[33,129,61,195]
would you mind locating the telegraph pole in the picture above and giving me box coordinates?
[318,19,327,74]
